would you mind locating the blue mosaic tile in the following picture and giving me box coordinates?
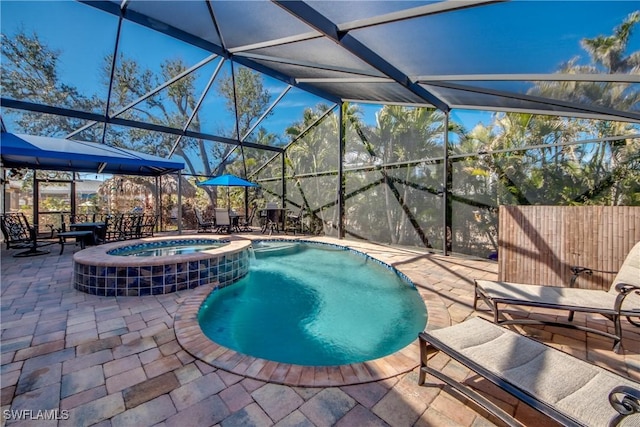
[74,244,251,296]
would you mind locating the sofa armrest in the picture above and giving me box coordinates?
[609,385,640,416]
[569,265,618,288]
[613,282,640,314]
[615,282,640,295]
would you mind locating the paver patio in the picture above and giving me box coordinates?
[1,233,638,426]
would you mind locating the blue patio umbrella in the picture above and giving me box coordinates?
[198,174,259,188]
[197,174,258,210]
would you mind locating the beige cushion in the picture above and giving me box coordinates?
[427,317,640,426]
[478,241,640,315]
[476,279,640,314]
[611,241,640,292]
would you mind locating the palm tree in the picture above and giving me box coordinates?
[362,105,446,246]
[284,103,363,235]
[531,12,640,205]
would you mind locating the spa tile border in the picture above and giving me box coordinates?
[72,236,252,296]
[174,237,451,387]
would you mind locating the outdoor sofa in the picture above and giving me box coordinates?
[418,317,640,427]
[474,240,640,352]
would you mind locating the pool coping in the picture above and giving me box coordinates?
[73,235,251,267]
[174,236,451,387]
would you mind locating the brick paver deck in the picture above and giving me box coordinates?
[2,233,638,426]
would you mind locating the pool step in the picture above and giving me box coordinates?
[252,242,300,258]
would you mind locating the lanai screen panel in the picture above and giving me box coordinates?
[2,1,639,252]
[73,0,636,122]
[1,1,116,115]
[316,1,640,120]
[342,105,446,248]
[253,151,284,205]
[285,109,340,236]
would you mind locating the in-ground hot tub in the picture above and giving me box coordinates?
[72,236,252,296]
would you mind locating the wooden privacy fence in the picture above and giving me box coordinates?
[498,205,640,290]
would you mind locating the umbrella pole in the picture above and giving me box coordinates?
[244,187,249,219]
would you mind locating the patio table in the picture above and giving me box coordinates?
[70,222,105,245]
[229,213,244,233]
[260,208,287,234]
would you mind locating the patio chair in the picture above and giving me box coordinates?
[418,317,640,427]
[285,206,304,235]
[214,208,231,233]
[0,212,58,257]
[103,214,122,242]
[139,214,158,237]
[262,203,284,235]
[239,208,256,232]
[474,240,640,353]
[62,213,93,227]
[195,208,215,233]
[118,213,143,240]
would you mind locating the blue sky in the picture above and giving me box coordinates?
[2,1,638,141]
[2,1,335,139]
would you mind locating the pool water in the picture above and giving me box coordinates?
[108,239,228,257]
[198,241,427,366]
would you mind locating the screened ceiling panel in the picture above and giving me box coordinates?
[83,0,639,123]
[245,37,385,78]
[315,82,433,106]
[421,84,639,122]
[108,0,223,48]
[246,59,382,81]
[210,1,317,50]
[307,0,437,24]
[2,0,639,166]
[347,1,629,76]
[432,80,640,111]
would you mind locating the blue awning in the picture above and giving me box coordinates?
[0,133,184,176]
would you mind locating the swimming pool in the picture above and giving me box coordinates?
[198,241,427,366]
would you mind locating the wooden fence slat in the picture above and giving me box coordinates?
[499,206,640,289]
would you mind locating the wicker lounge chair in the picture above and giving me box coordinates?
[474,241,640,353]
[418,317,640,427]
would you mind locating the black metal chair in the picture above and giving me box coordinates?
[285,207,305,235]
[119,214,143,240]
[239,209,256,232]
[0,212,58,257]
[102,214,123,242]
[139,214,158,237]
[195,208,215,233]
